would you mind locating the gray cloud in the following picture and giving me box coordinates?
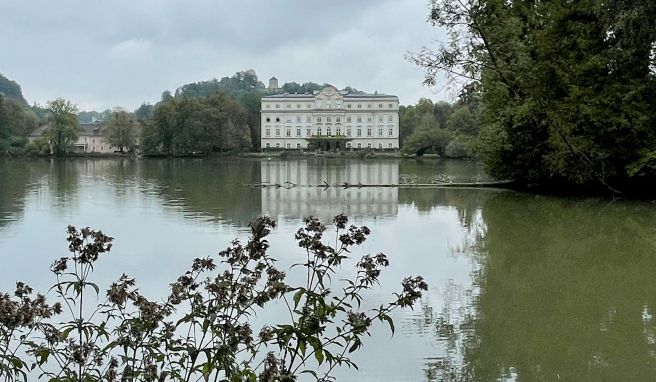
[0,0,448,110]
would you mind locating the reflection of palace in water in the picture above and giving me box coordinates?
[261,160,398,220]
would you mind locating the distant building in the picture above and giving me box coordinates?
[268,77,279,92]
[260,84,400,150]
[29,122,139,154]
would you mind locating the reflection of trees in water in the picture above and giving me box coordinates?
[139,158,262,226]
[0,159,35,227]
[399,159,491,184]
[422,193,656,381]
[0,159,83,227]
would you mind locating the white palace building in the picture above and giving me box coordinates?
[260,83,399,150]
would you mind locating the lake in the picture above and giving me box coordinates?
[1,157,655,381]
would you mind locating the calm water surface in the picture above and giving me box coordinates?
[1,157,655,381]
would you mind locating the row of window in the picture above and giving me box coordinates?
[265,128,395,137]
[265,142,395,149]
[264,103,396,110]
[264,115,395,123]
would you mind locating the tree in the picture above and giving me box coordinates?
[413,0,656,193]
[145,93,251,156]
[0,73,28,106]
[104,111,136,153]
[133,103,154,122]
[447,106,477,136]
[46,98,80,156]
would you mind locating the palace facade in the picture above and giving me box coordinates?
[260,84,399,150]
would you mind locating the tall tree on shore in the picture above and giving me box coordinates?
[413,0,656,193]
[47,98,80,156]
[104,111,136,153]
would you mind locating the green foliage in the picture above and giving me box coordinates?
[403,127,453,156]
[104,111,137,152]
[447,106,477,136]
[145,93,251,155]
[0,73,28,106]
[133,103,154,122]
[0,95,39,154]
[25,136,51,156]
[445,135,475,159]
[416,0,656,193]
[0,216,426,381]
[46,98,81,156]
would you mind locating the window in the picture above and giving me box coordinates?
[265,117,271,122]
[266,129,270,136]
[367,143,372,148]
[388,104,393,108]
[378,143,382,149]
[276,143,280,148]
[296,116,301,123]
[367,117,372,123]
[327,117,331,123]
[367,129,372,136]
[297,143,301,148]
[307,104,311,108]
[388,129,393,136]
[286,130,291,137]
[317,128,322,136]
[307,129,311,136]
[388,143,392,148]
[388,116,393,122]
[296,129,301,136]
[286,104,291,108]
[367,104,371,108]
[357,104,362,109]
[336,128,341,135]
[306,116,311,123]
[347,143,352,148]
[347,129,351,136]
[266,143,270,148]
[378,129,383,136]
[336,117,341,123]
[327,127,332,136]
[275,104,280,109]
[347,104,352,109]
[378,116,383,122]
[276,129,280,136]
[275,117,280,122]
[357,117,362,123]
[317,117,322,122]
[336,102,341,108]
[346,117,351,123]
[286,119,292,123]
[357,143,362,148]
[297,104,301,108]
[379,104,383,108]
[266,104,271,109]
[286,143,291,148]
[357,129,362,137]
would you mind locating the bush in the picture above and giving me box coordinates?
[0,215,426,381]
[445,135,474,159]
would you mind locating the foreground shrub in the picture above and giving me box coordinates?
[0,215,426,381]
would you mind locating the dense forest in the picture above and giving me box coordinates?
[414,0,656,194]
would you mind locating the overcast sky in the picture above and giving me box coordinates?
[0,0,449,111]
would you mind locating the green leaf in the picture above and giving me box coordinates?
[382,314,395,335]
[293,288,305,309]
[314,349,324,365]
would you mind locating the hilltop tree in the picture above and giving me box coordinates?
[104,111,137,153]
[47,98,80,156]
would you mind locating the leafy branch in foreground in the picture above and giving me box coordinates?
[0,214,426,381]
